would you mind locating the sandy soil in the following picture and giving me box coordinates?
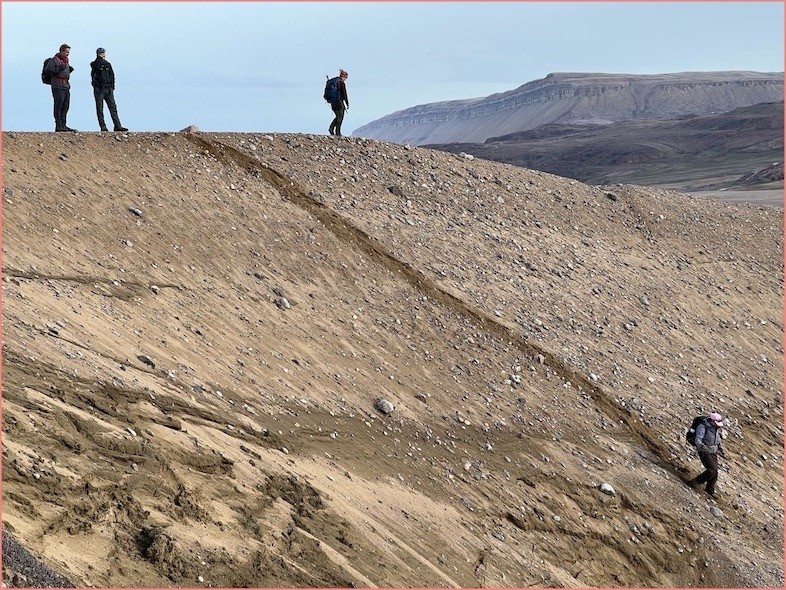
[2,131,783,588]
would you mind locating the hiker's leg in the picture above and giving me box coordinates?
[94,88,108,130]
[105,90,122,128]
[334,103,346,135]
[52,86,67,129]
[61,89,71,127]
[702,453,718,493]
[330,102,341,134]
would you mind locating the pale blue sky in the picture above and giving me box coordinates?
[2,2,783,134]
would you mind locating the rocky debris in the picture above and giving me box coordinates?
[128,207,143,217]
[179,125,200,133]
[137,355,155,369]
[374,398,395,415]
[2,530,75,587]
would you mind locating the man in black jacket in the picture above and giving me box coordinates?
[328,69,349,136]
[44,44,77,132]
[90,48,128,132]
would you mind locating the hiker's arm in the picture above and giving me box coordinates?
[694,423,706,453]
[45,60,64,77]
[341,82,349,108]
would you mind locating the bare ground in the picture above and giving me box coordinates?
[1,131,783,588]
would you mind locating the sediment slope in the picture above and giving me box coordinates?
[353,71,784,146]
[2,131,783,588]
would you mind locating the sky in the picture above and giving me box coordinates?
[2,2,784,135]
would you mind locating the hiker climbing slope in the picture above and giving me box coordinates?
[687,412,727,498]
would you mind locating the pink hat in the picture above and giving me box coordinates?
[709,412,723,426]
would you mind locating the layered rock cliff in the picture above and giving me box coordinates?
[353,71,784,146]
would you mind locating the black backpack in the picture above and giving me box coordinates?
[41,57,54,84]
[324,76,340,103]
[686,415,707,445]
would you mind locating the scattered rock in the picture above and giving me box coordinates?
[600,483,616,496]
[374,398,395,415]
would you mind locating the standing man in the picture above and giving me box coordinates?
[44,44,77,132]
[688,412,727,498]
[328,69,349,137]
[90,48,128,132]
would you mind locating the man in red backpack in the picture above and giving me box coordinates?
[328,69,349,137]
[43,44,77,132]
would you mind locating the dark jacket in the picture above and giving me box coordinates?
[45,54,73,89]
[336,79,349,107]
[90,57,115,90]
[694,418,724,455]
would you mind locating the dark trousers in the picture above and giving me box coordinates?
[51,86,70,130]
[695,452,718,493]
[94,87,122,130]
[329,102,346,135]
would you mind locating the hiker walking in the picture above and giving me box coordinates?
[326,69,349,136]
[90,48,128,132]
[44,44,77,132]
[688,412,726,498]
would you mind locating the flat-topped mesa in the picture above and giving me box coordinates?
[353,71,784,145]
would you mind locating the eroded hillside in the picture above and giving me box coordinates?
[2,131,783,588]
[353,71,784,145]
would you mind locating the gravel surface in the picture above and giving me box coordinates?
[2,530,75,588]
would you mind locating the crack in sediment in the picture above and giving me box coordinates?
[185,135,690,483]
[3,268,182,293]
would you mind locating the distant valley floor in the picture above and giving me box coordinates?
[685,184,783,208]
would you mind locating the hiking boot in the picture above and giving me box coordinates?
[55,127,68,132]
[686,478,700,490]
[706,490,718,499]
[114,126,128,132]
[100,127,109,132]
[64,127,78,133]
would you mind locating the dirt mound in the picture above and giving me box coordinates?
[2,131,783,587]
